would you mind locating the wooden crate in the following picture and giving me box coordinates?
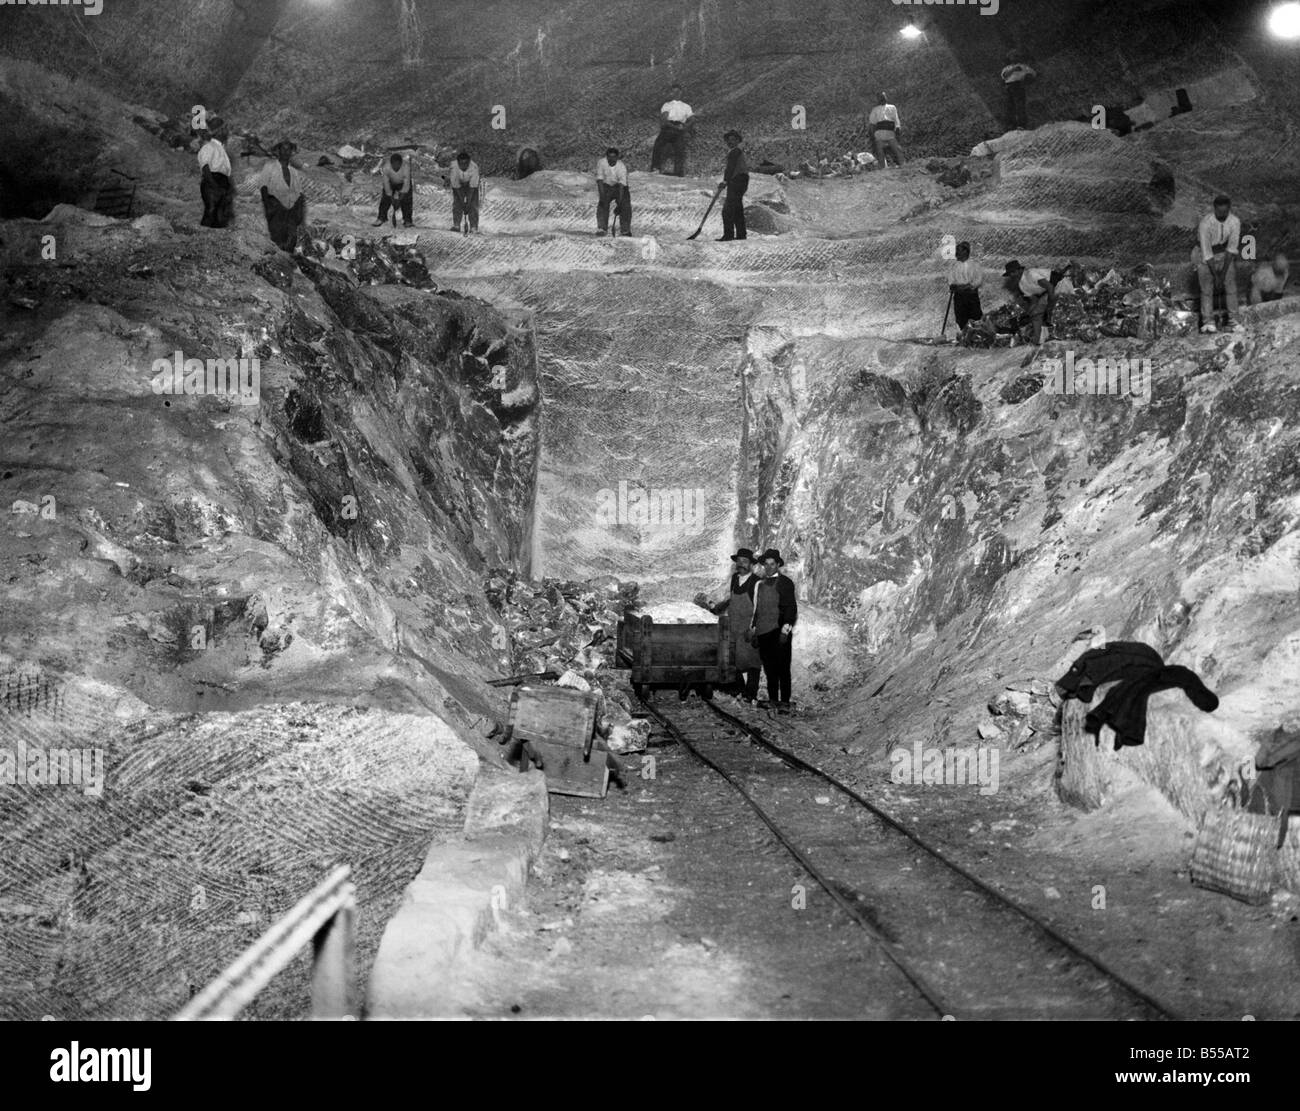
[507,685,608,798]
[615,614,735,695]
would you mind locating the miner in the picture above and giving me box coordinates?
[695,548,763,703]
[1250,251,1290,305]
[718,129,749,242]
[949,241,985,333]
[868,93,905,168]
[1192,195,1243,333]
[449,149,480,233]
[375,152,414,228]
[749,548,797,713]
[1003,259,1059,345]
[1001,51,1036,131]
[196,117,234,229]
[594,147,632,236]
[250,139,307,252]
[651,83,693,177]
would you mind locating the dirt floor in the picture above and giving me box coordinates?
[441,689,1300,1021]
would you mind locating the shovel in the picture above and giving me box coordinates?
[687,183,726,241]
[940,289,954,338]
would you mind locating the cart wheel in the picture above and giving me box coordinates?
[700,684,714,701]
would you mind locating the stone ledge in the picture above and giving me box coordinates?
[366,767,549,1019]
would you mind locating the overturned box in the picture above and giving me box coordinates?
[507,685,611,798]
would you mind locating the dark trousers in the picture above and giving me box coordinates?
[1005,81,1029,130]
[651,125,686,176]
[722,174,748,240]
[262,192,305,251]
[379,190,413,225]
[756,629,792,704]
[739,668,761,701]
[954,287,983,330]
[453,186,479,229]
[201,172,234,228]
[597,181,631,234]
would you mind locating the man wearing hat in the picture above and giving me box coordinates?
[718,130,749,242]
[1192,194,1243,333]
[694,548,764,703]
[749,549,797,712]
[449,149,480,233]
[1002,259,1059,345]
[196,117,234,229]
[250,139,307,252]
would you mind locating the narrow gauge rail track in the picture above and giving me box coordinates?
[636,694,1181,1020]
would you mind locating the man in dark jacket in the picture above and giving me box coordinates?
[718,129,749,242]
[749,548,797,712]
[695,547,763,703]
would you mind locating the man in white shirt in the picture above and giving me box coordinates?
[594,147,631,236]
[651,83,693,177]
[1001,51,1036,130]
[197,118,234,229]
[375,152,413,228]
[448,150,480,233]
[867,94,904,168]
[1192,195,1243,332]
[948,241,985,333]
[249,139,307,252]
[1002,259,1060,345]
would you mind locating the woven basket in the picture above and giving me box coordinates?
[1190,795,1285,905]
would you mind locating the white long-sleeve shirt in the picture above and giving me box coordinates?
[1198,210,1241,262]
[197,138,231,177]
[249,159,305,206]
[949,259,984,288]
[382,158,412,195]
[449,161,480,189]
[661,99,693,124]
[868,103,901,130]
[595,159,628,187]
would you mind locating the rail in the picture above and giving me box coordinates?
[173,865,358,1020]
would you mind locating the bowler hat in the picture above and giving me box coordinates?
[1002,259,1023,277]
[758,548,785,566]
[731,548,755,562]
[723,129,743,142]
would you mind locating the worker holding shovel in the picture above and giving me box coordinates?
[946,241,985,340]
[1193,194,1243,333]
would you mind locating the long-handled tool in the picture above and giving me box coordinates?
[940,289,954,338]
[687,183,726,241]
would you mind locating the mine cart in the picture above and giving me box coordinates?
[506,684,614,798]
[615,613,736,700]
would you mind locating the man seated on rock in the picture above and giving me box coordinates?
[1191,194,1243,333]
[594,147,632,237]
[249,139,307,253]
[375,152,413,228]
[1002,259,1060,345]
[196,117,234,229]
[449,149,480,233]
[1250,251,1290,305]
[694,548,762,704]
[949,241,985,337]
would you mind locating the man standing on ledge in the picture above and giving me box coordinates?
[250,139,307,252]
[449,149,480,233]
[651,83,693,176]
[196,117,234,229]
[1193,194,1242,333]
[595,147,632,237]
[749,548,797,713]
[868,93,904,168]
[1001,51,1036,131]
[695,548,763,704]
[718,129,749,242]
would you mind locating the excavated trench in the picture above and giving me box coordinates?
[3,25,1300,1018]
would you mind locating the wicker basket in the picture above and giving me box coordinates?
[1190,794,1286,905]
